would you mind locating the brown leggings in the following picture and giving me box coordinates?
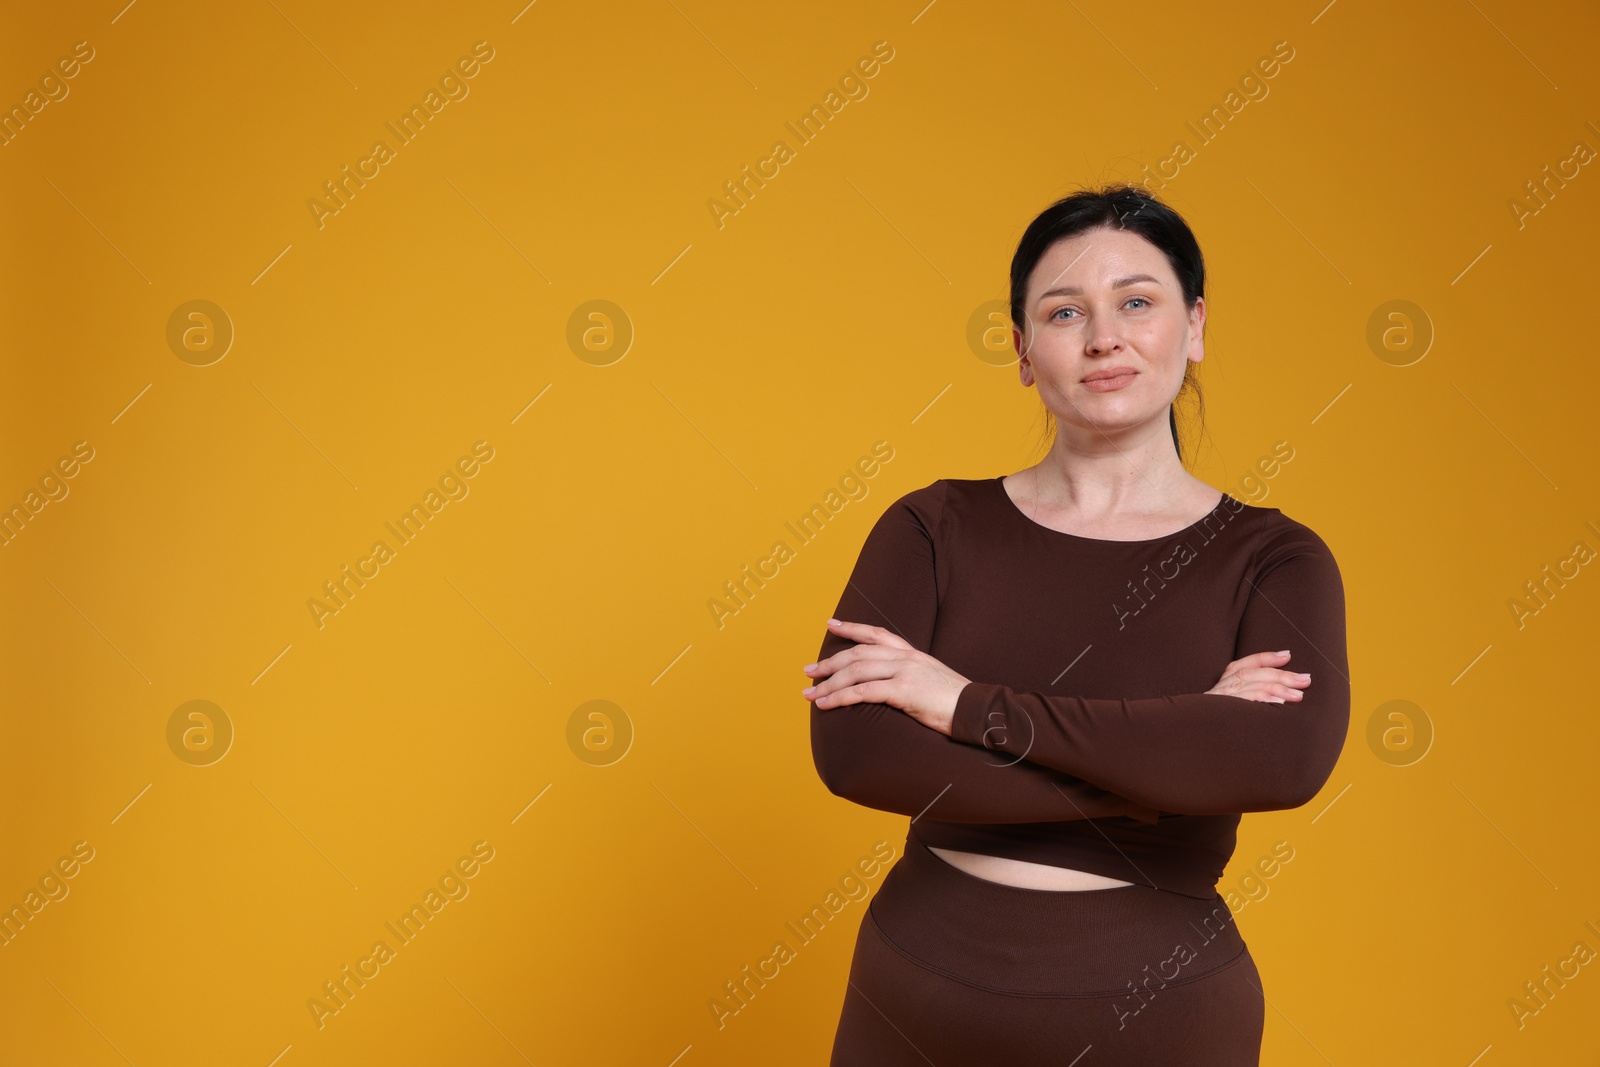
[828,842,1265,1065]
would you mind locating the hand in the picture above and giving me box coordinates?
[1207,650,1311,704]
[802,619,971,736]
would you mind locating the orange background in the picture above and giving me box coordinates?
[3,1,1598,1064]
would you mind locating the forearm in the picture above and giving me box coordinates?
[949,683,1345,815]
[811,698,1162,824]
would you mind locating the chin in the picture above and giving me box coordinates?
[1076,402,1167,427]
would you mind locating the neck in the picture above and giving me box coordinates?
[1030,426,1195,513]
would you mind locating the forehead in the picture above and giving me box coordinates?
[1027,227,1170,295]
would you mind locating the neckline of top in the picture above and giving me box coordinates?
[989,475,1240,546]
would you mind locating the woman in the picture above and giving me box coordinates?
[804,184,1349,1065]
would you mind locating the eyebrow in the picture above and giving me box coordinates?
[1035,274,1163,304]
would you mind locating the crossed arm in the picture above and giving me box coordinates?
[944,538,1350,815]
[808,486,1351,821]
[808,486,1163,826]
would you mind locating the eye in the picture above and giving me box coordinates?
[1050,306,1077,321]
[1125,297,1150,309]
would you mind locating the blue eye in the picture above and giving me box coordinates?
[1052,298,1149,320]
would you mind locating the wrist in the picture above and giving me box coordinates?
[949,681,1000,746]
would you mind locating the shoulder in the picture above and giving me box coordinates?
[1229,497,1343,581]
[881,476,999,525]
[871,478,950,534]
[868,476,1006,542]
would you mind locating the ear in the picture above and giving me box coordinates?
[1013,325,1034,385]
[1186,297,1206,365]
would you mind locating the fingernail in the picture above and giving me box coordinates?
[1277,650,1291,656]
[827,618,841,626]
[802,686,816,695]
[803,663,816,672]
[1297,673,1310,681]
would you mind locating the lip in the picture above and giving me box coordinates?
[1081,368,1138,391]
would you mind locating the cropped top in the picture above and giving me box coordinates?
[808,476,1351,900]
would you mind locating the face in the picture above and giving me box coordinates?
[1013,226,1204,439]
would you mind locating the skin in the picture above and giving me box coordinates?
[804,224,1312,890]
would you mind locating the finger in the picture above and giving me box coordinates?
[1233,666,1312,689]
[825,619,913,650]
[813,678,895,710]
[1213,653,1285,687]
[807,643,907,680]
[806,659,900,703]
[1229,650,1294,672]
[806,646,864,680]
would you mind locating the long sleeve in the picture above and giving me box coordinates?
[809,482,1162,825]
[949,528,1351,816]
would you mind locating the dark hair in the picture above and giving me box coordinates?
[1009,183,1207,465]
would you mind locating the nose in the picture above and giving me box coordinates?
[1086,325,1122,357]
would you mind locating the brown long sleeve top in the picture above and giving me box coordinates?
[809,476,1351,900]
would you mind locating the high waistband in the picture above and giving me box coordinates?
[866,841,1248,996]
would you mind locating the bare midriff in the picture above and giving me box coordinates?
[927,846,1137,891]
